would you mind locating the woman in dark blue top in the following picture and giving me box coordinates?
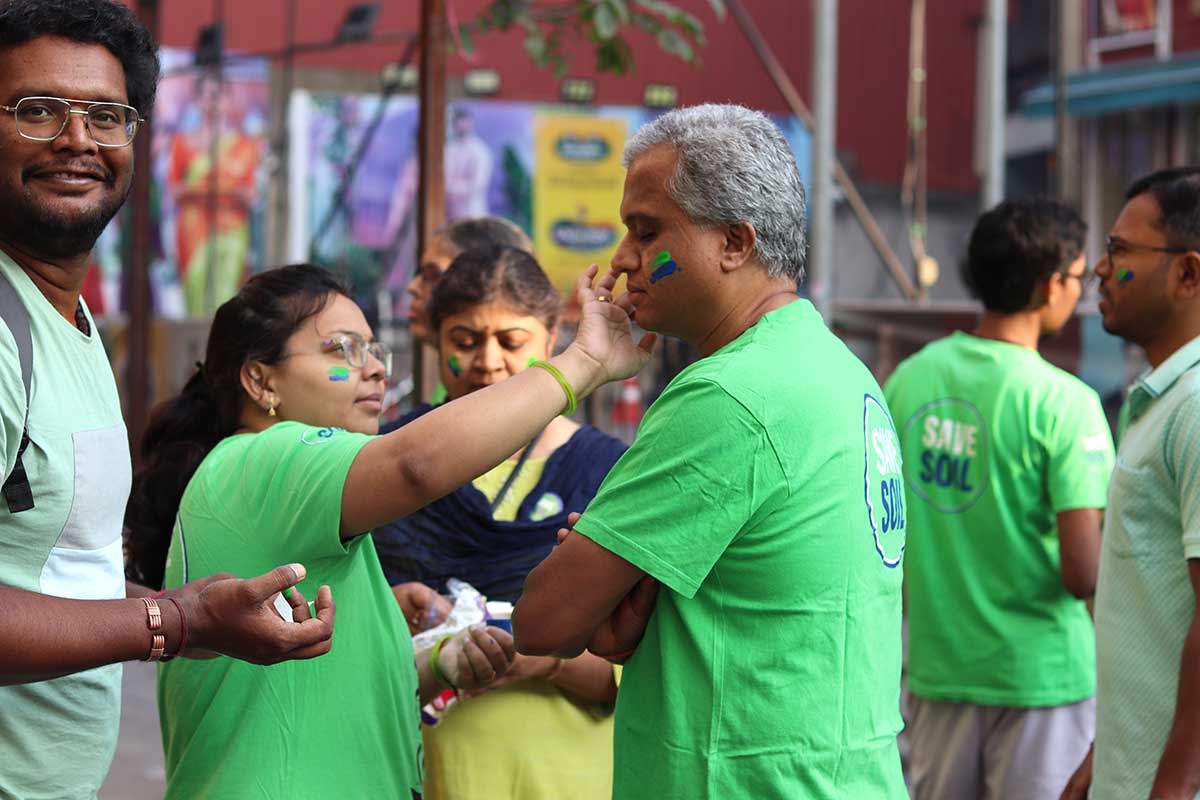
[373,246,628,800]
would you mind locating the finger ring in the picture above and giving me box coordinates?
[597,295,610,303]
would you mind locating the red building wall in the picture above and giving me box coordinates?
[130,0,982,193]
[1173,0,1200,54]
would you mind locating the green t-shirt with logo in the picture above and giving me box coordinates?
[574,300,907,800]
[0,254,130,799]
[158,422,423,799]
[884,331,1114,706]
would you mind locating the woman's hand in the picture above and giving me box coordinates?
[391,582,451,635]
[566,265,656,392]
[438,624,516,691]
[463,653,562,696]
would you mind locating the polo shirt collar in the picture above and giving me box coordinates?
[1127,333,1200,420]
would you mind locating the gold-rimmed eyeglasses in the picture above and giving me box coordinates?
[0,96,144,148]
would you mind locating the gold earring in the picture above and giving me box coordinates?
[267,400,277,417]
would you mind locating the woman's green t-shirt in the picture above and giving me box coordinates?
[158,422,423,799]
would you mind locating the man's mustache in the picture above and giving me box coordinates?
[22,160,116,186]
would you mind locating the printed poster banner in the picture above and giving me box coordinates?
[533,113,628,294]
[293,95,813,307]
[91,47,270,319]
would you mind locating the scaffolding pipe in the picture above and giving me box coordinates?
[726,0,917,301]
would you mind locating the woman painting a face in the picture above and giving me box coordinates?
[124,260,652,799]
[376,246,628,800]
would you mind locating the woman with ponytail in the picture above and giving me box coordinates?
[125,262,653,799]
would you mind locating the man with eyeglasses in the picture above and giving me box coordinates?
[884,199,1114,800]
[1062,167,1200,800]
[0,2,338,797]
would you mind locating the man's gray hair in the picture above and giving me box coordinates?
[623,103,807,283]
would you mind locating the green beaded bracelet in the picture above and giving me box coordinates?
[528,359,578,416]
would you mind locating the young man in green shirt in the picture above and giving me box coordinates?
[514,104,908,799]
[884,200,1114,799]
[1062,168,1200,800]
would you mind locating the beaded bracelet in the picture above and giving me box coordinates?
[165,597,188,660]
[528,359,577,416]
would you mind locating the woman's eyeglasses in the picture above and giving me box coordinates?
[281,332,392,378]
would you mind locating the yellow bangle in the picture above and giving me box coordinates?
[429,633,456,689]
[528,359,577,416]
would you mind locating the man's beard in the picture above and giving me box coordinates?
[2,176,130,261]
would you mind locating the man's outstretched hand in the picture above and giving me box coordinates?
[172,564,336,664]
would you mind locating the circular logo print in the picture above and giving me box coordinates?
[529,492,564,522]
[863,394,906,568]
[300,426,344,446]
[900,398,990,513]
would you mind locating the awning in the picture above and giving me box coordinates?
[1021,52,1200,118]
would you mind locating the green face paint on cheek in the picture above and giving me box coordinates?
[649,250,681,284]
[1117,268,1134,284]
[328,366,350,382]
[448,355,462,377]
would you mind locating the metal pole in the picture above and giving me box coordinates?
[810,0,836,321]
[982,0,1006,208]
[204,0,226,313]
[415,0,447,402]
[1054,0,1082,204]
[270,0,298,267]
[127,0,159,461]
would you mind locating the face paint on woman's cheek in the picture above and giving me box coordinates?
[1117,268,1135,284]
[328,366,350,382]
[649,250,682,284]
[448,355,463,377]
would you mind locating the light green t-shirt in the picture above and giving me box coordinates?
[1093,335,1200,800]
[884,332,1113,707]
[0,254,130,799]
[575,300,907,800]
[157,422,423,799]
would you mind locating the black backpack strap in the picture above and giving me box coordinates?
[0,268,34,513]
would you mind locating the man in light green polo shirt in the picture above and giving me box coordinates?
[1062,167,1200,800]
[0,3,336,796]
[513,104,907,799]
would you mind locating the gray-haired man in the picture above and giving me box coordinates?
[514,104,908,799]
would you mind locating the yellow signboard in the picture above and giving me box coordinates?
[533,113,628,297]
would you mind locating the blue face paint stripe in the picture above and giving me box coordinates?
[649,259,681,284]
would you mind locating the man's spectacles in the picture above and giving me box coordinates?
[1105,236,1190,267]
[282,333,393,378]
[0,96,144,148]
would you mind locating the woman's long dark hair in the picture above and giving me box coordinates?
[124,264,348,589]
